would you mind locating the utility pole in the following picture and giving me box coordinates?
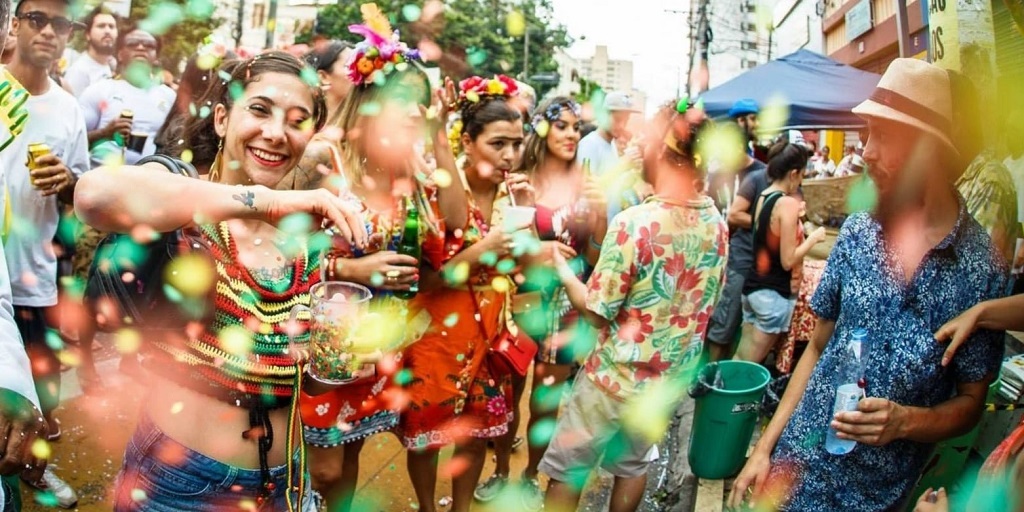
[523,29,529,81]
[665,7,688,102]
[265,0,279,49]
[233,0,244,48]
[894,0,912,58]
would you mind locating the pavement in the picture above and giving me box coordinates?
[21,335,699,512]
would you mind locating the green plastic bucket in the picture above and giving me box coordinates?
[688,361,771,479]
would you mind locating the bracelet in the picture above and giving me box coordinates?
[589,237,603,250]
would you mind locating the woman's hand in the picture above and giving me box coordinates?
[912,488,949,512]
[478,227,519,259]
[506,172,535,206]
[338,251,418,291]
[421,77,458,134]
[262,188,367,249]
[808,226,827,245]
[727,450,772,509]
[934,303,984,367]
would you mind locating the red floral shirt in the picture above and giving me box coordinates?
[584,196,728,400]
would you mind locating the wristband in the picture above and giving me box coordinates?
[589,237,603,250]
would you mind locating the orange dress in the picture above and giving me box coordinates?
[299,180,446,447]
[398,182,515,449]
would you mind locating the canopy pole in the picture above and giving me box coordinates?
[894,0,912,58]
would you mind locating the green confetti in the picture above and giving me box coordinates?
[846,173,878,214]
[138,1,184,35]
[495,258,516,274]
[44,329,64,351]
[444,313,459,328]
[370,272,385,287]
[124,61,157,89]
[358,101,382,117]
[479,250,498,266]
[300,66,320,87]
[185,0,215,19]
[467,47,488,67]
[188,102,197,117]
[455,353,465,362]
[401,4,422,21]
[198,105,211,119]
[34,491,59,507]
[218,70,232,82]
[279,212,313,235]
[394,368,413,385]
[228,81,245,101]
[528,417,557,448]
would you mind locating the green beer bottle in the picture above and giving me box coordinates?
[395,195,420,299]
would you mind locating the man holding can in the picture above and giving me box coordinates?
[1,0,88,507]
[79,27,173,167]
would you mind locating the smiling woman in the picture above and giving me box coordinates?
[72,50,370,512]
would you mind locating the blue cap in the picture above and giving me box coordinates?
[727,98,759,118]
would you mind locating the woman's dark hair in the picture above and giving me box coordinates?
[155,53,236,160]
[461,96,521,141]
[304,40,352,72]
[181,51,328,169]
[766,142,809,181]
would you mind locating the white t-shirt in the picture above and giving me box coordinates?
[79,78,175,167]
[1,76,90,307]
[63,53,115,95]
[577,130,619,177]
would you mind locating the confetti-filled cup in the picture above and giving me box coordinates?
[289,281,373,384]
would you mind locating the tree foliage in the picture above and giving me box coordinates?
[308,0,571,91]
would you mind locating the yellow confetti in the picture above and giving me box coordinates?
[622,379,682,443]
[219,325,253,356]
[757,94,790,138]
[534,120,550,138]
[506,11,526,37]
[115,328,142,355]
[466,91,480,103]
[164,254,215,297]
[433,168,453,188]
[31,439,50,459]
[180,149,193,163]
[170,402,184,414]
[446,261,470,286]
[491,276,510,292]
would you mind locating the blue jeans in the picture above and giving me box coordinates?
[114,414,316,511]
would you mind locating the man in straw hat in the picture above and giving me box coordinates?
[728,58,1009,510]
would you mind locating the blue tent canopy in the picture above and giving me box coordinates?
[699,49,882,129]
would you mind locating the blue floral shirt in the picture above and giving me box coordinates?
[770,204,1008,511]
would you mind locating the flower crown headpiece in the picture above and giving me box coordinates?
[528,99,582,134]
[347,3,421,87]
[448,75,520,150]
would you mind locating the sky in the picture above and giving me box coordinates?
[549,0,694,114]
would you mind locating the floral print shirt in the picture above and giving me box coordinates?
[956,149,1021,265]
[583,196,728,401]
[771,204,1008,511]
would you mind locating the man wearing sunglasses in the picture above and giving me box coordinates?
[1,0,87,507]
[79,28,173,167]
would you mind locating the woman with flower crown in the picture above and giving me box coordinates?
[295,5,469,511]
[475,96,609,509]
[397,74,535,512]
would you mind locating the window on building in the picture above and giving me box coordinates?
[741,22,757,32]
[252,3,266,29]
[741,41,758,51]
[740,1,756,13]
[742,59,758,69]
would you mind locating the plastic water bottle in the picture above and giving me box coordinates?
[825,328,867,455]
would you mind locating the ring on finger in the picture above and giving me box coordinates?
[385,270,401,278]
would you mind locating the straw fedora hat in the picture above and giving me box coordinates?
[852,58,958,158]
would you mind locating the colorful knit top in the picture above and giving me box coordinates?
[147,222,321,410]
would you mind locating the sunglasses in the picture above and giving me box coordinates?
[17,12,75,36]
[124,37,158,50]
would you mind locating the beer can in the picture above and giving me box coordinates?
[26,142,50,187]
[120,110,134,121]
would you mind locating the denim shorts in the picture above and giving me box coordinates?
[113,413,316,512]
[742,289,797,334]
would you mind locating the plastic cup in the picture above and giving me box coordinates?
[295,281,373,384]
[127,132,148,153]
[502,205,536,233]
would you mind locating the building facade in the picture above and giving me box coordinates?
[211,0,328,50]
[773,0,826,56]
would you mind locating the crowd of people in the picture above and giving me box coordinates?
[0,1,1020,512]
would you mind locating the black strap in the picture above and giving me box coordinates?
[752,190,785,243]
[136,154,199,179]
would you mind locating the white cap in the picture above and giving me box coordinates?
[604,91,640,113]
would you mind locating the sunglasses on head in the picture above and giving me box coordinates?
[17,12,75,36]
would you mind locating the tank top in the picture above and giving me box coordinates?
[743,190,793,299]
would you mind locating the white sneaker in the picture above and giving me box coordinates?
[520,475,544,511]
[26,468,79,509]
[474,473,508,502]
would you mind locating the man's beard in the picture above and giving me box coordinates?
[91,40,115,56]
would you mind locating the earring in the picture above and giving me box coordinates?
[209,138,224,182]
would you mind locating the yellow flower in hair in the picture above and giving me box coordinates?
[487,79,504,95]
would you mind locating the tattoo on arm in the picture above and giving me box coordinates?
[233,190,257,210]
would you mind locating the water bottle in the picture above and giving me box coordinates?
[824,328,867,455]
[394,195,420,300]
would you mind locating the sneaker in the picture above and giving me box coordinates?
[520,475,543,511]
[24,468,78,509]
[473,473,508,502]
